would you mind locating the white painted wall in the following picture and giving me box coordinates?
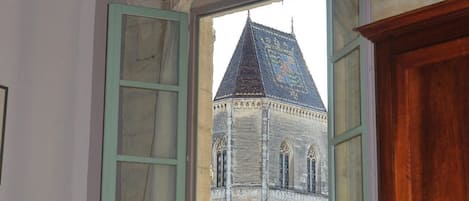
[0,0,97,200]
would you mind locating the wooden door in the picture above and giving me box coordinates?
[356,1,469,201]
[393,37,469,201]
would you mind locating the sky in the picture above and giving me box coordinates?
[212,0,328,106]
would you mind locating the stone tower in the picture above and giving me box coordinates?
[211,18,328,201]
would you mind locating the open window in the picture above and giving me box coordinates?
[327,0,375,200]
[102,4,188,201]
[100,0,377,201]
[192,0,376,201]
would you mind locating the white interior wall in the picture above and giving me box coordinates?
[0,0,96,200]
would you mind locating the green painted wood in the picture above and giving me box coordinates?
[359,0,370,200]
[328,0,370,200]
[176,12,189,201]
[331,126,363,145]
[332,38,361,62]
[102,4,122,201]
[360,40,370,201]
[117,155,179,165]
[103,3,188,201]
[120,80,180,92]
[326,0,335,200]
[120,3,184,21]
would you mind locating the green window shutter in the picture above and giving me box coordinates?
[327,0,372,201]
[102,4,188,201]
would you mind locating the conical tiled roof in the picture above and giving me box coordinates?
[215,18,325,112]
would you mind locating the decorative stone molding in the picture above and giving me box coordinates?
[213,98,327,123]
[269,189,328,201]
[212,187,328,201]
[211,188,226,201]
[213,137,227,152]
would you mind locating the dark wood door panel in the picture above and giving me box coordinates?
[401,57,469,201]
[394,37,469,201]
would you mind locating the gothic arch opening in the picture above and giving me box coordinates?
[279,140,292,189]
[307,145,319,193]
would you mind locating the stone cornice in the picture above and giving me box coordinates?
[213,98,327,123]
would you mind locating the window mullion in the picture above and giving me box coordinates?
[332,126,362,145]
[116,155,179,165]
[120,4,181,21]
[119,80,180,92]
[332,38,361,62]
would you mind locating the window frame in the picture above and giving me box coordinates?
[102,4,189,201]
[327,0,377,200]
[189,0,379,201]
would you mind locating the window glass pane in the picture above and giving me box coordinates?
[279,154,283,186]
[285,155,289,187]
[216,153,221,187]
[312,159,316,193]
[333,0,359,51]
[334,49,361,136]
[121,15,179,85]
[118,87,178,158]
[307,158,311,191]
[335,136,363,201]
[222,150,227,186]
[116,162,176,201]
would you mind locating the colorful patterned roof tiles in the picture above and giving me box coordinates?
[214,19,325,112]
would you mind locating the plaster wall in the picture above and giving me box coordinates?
[193,0,217,7]
[372,0,443,21]
[197,16,215,201]
[191,0,442,22]
[0,0,96,201]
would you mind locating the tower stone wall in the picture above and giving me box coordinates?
[267,102,327,195]
[211,99,327,201]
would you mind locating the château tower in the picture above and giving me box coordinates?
[211,18,328,201]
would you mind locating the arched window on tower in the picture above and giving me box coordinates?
[307,145,318,193]
[214,138,227,187]
[279,141,291,189]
